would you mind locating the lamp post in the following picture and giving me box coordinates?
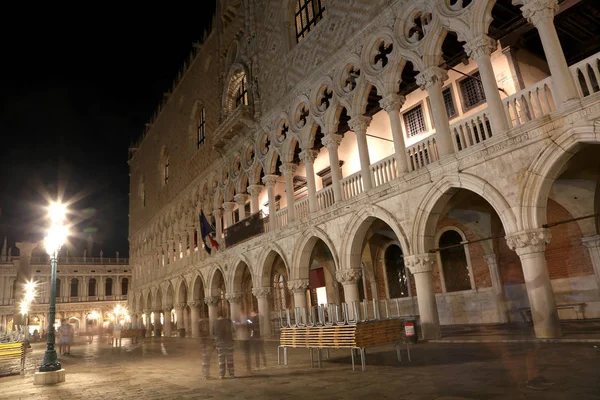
[34,202,68,385]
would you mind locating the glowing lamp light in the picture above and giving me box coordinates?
[20,301,29,315]
[44,225,68,255]
[48,202,67,224]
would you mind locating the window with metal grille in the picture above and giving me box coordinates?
[197,107,206,148]
[235,75,248,108]
[459,71,486,110]
[403,104,427,137]
[295,0,326,43]
[442,87,457,119]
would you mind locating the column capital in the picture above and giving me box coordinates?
[416,67,448,90]
[582,234,600,249]
[321,133,343,150]
[379,94,406,113]
[299,149,318,164]
[252,287,272,298]
[247,184,264,196]
[204,296,220,306]
[213,208,223,218]
[143,309,152,314]
[464,34,497,60]
[483,253,499,266]
[287,279,309,293]
[173,303,186,310]
[262,174,279,187]
[222,201,237,213]
[162,307,172,314]
[348,115,371,134]
[516,0,558,26]
[505,228,552,256]
[233,193,249,205]
[279,162,297,176]
[335,269,362,285]
[225,292,243,304]
[405,253,436,274]
[189,300,202,308]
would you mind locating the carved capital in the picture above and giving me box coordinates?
[162,307,172,314]
[287,279,309,293]
[582,235,600,249]
[517,0,558,26]
[143,309,152,314]
[483,254,498,267]
[173,303,186,310]
[379,94,406,113]
[226,292,243,304]
[233,193,249,205]
[204,296,220,306]
[299,149,318,164]
[348,115,371,134]
[213,208,223,218]
[252,287,272,298]
[405,253,436,274]
[336,269,362,285]
[464,34,497,60]
[416,67,448,90]
[222,201,237,213]
[247,184,264,197]
[189,300,202,308]
[262,174,278,187]
[279,162,297,176]
[505,228,552,256]
[321,133,343,149]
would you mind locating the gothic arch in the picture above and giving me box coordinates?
[229,254,255,292]
[257,242,290,286]
[222,62,251,117]
[207,265,227,297]
[292,226,340,281]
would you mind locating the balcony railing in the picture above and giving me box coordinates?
[371,154,398,187]
[504,76,555,128]
[295,197,310,220]
[29,256,129,265]
[316,185,335,211]
[407,136,439,172]
[571,52,600,97]
[451,109,494,152]
[341,171,364,200]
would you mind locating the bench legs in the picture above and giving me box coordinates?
[351,347,366,372]
[396,342,411,362]
[277,346,288,366]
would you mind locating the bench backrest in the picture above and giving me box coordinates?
[0,342,25,360]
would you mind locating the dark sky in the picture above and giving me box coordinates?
[0,4,217,257]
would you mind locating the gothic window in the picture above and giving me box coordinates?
[197,107,206,148]
[105,278,113,296]
[384,245,409,298]
[70,278,78,297]
[235,74,249,108]
[88,278,97,297]
[295,0,326,43]
[403,104,427,137]
[122,278,129,296]
[459,71,486,111]
[442,86,458,119]
[439,230,472,292]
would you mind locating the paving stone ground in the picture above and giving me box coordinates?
[0,337,599,400]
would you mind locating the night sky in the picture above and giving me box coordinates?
[0,4,217,257]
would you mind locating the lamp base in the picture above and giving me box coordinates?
[33,369,66,385]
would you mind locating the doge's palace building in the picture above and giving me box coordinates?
[128,0,600,340]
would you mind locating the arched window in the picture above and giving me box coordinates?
[225,70,249,116]
[105,278,113,296]
[235,74,248,108]
[438,229,472,292]
[55,279,61,298]
[295,0,326,43]
[70,278,79,297]
[272,274,288,313]
[88,278,97,297]
[121,278,129,296]
[197,107,206,148]
[384,245,409,298]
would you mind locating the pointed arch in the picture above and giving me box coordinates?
[207,265,227,297]
[229,254,255,292]
[292,226,340,281]
[257,242,290,287]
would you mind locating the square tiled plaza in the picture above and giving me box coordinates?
[0,337,599,399]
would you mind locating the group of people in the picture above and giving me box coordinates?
[58,318,74,355]
[201,310,267,380]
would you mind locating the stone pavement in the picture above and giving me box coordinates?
[0,337,599,400]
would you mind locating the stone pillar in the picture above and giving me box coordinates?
[582,235,600,287]
[380,94,409,174]
[262,175,279,231]
[336,269,363,320]
[163,308,172,337]
[483,254,509,323]
[226,293,243,324]
[405,254,441,340]
[205,296,220,337]
[519,0,579,106]
[14,242,37,327]
[234,193,249,221]
[252,287,272,338]
[190,301,201,338]
[279,163,297,222]
[348,115,373,191]
[153,310,163,337]
[287,279,309,311]
[222,202,237,229]
[506,228,561,338]
[174,303,185,338]
[131,313,138,330]
[321,133,343,202]
[464,35,510,133]
[144,310,152,337]
[247,185,263,215]
[299,149,319,212]
[416,67,454,156]
[213,209,223,246]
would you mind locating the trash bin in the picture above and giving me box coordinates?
[403,317,418,344]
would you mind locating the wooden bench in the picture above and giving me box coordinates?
[278,319,410,371]
[0,342,26,375]
[519,303,586,322]
[111,329,144,347]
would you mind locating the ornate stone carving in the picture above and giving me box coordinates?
[287,279,309,293]
[189,300,202,308]
[516,0,558,26]
[321,133,343,149]
[279,163,297,176]
[247,184,264,196]
[336,269,362,285]
[464,35,497,60]
[261,174,278,187]
[405,253,436,274]
[505,228,552,256]
[213,208,223,218]
[233,193,249,205]
[252,287,272,298]
[173,303,186,310]
[204,296,220,306]
[299,149,318,164]
[416,67,449,90]
[379,94,406,113]
[226,292,243,304]
[222,202,237,213]
[348,115,371,134]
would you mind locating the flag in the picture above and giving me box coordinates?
[199,210,219,254]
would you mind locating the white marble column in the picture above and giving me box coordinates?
[582,235,600,288]
[175,303,185,337]
[506,228,561,338]
[280,163,297,222]
[336,269,362,320]
[234,193,249,221]
[213,209,223,246]
[406,254,441,340]
[483,253,509,323]
[190,301,201,338]
[226,292,243,323]
[262,175,279,231]
[205,296,220,337]
[518,0,579,106]
[299,149,318,213]
[416,67,454,156]
[348,115,373,191]
[464,35,510,133]
[222,202,237,229]
[144,310,152,337]
[247,185,263,215]
[380,93,409,174]
[321,133,344,202]
[287,279,309,311]
[163,308,172,337]
[252,287,272,338]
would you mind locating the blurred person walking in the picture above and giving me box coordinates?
[215,313,235,379]
[199,318,213,379]
[250,311,267,370]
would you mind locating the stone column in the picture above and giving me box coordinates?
[234,193,249,221]
[174,303,185,338]
[163,308,172,337]
[405,254,441,340]
[506,228,561,338]
[153,310,163,337]
[131,313,138,330]
[213,208,223,246]
[299,149,319,212]
[280,163,297,223]
[262,175,279,231]
[483,254,509,323]
[582,235,600,287]
[144,310,152,337]
[247,184,263,215]
[190,301,201,338]
[464,35,510,133]
[519,0,579,106]
[348,115,373,191]
[222,202,237,229]
[321,133,344,202]
[205,296,220,337]
[226,293,243,324]
[14,242,37,326]
[380,94,409,174]
[416,67,454,156]
[336,269,363,319]
[287,279,309,311]
[252,287,272,338]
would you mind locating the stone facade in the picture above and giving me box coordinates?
[128,0,600,339]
